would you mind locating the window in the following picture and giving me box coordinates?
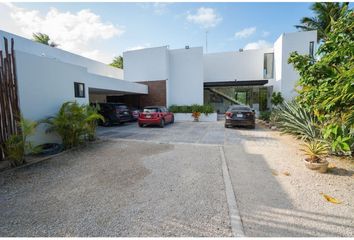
[263,53,274,79]
[74,82,85,98]
[309,41,314,58]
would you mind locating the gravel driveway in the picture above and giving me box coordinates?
[0,140,231,237]
[0,121,353,237]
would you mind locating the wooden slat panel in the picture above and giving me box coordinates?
[0,37,21,161]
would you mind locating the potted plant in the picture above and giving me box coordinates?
[191,111,201,122]
[301,140,329,173]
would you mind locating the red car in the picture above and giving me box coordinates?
[138,106,174,128]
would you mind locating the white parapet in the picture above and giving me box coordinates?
[173,113,217,122]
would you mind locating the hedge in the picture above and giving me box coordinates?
[169,104,214,115]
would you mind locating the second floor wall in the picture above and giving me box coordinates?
[203,48,274,83]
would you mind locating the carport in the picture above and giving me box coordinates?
[87,74,148,108]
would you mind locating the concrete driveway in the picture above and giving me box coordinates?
[97,121,279,146]
[1,121,353,237]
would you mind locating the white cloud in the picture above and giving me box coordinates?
[244,40,272,50]
[262,31,270,37]
[234,27,256,39]
[186,7,222,29]
[137,3,172,15]
[153,3,171,15]
[0,3,124,63]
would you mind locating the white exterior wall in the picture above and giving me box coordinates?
[273,35,283,93]
[0,30,123,79]
[276,31,317,100]
[203,48,273,82]
[168,47,204,105]
[14,50,147,144]
[123,46,169,82]
[15,51,88,144]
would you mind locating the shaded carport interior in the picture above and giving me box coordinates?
[89,87,146,108]
[89,79,167,109]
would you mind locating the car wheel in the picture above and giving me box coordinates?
[159,119,165,128]
[250,125,256,129]
[224,124,229,128]
[171,116,174,124]
[139,123,144,127]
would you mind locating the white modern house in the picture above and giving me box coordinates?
[123,30,317,113]
[0,29,316,143]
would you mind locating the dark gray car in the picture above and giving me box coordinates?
[224,105,255,129]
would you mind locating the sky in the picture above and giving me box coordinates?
[0,2,317,64]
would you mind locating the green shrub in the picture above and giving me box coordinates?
[4,117,39,167]
[288,10,353,156]
[169,104,214,115]
[275,101,321,141]
[271,92,284,106]
[43,101,103,149]
[322,124,353,155]
[84,104,103,141]
[259,111,271,121]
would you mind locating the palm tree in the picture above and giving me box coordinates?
[295,2,349,42]
[110,56,123,69]
[32,33,58,47]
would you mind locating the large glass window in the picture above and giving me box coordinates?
[263,53,274,79]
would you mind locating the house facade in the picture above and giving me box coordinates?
[123,30,317,113]
[0,29,316,143]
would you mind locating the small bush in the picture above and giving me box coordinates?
[259,111,271,121]
[4,117,39,167]
[43,101,103,149]
[271,92,284,106]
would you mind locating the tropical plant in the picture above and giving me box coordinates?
[322,124,353,155]
[289,9,354,155]
[271,92,284,106]
[84,104,104,141]
[295,2,349,42]
[4,117,39,167]
[110,56,123,69]
[301,139,329,163]
[275,101,320,140]
[32,33,58,47]
[43,102,103,149]
[259,111,271,121]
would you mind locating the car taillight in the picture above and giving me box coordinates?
[225,112,233,119]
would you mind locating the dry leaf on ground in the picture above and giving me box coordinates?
[282,171,291,176]
[321,193,342,204]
